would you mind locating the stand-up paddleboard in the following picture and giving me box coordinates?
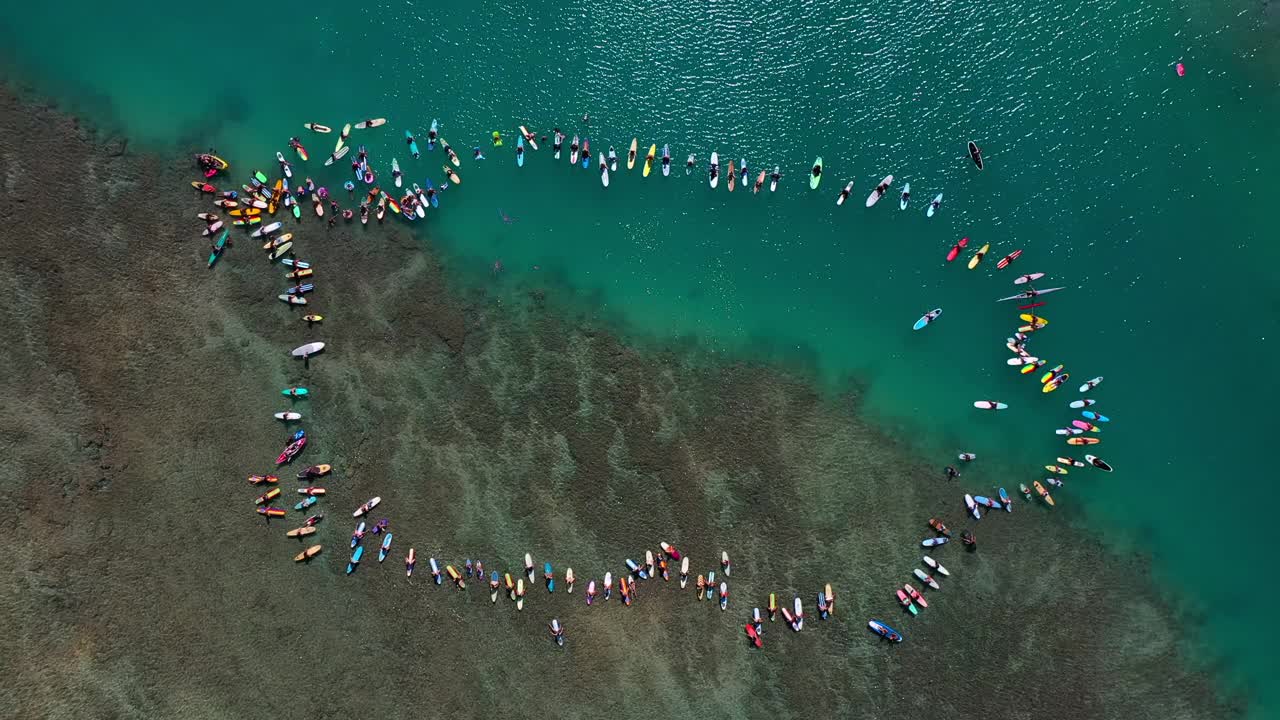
[291,342,325,358]
[770,166,780,192]
[913,308,942,330]
[324,145,351,166]
[837,181,852,206]
[996,250,1022,269]
[627,138,638,170]
[1079,376,1104,393]
[661,144,670,176]
[354,118,387,129]
[709,152,719,188]
[516,135,525,167]
[967,243,990,269]
[997,287,1066,302]
[927,193,942,217]
[865,175,893,207]
[1014,272,1044,285]
[519,126,538,150]
[946,237,969,262]
[973,400,1008,410]
[599,152,609,187]
[304,122,332,133]
[809,157,823,189]
[569,135,580,165]
[899,182,910,210]
[727,160,736,191]
[1085,454,1113,472]
[968,141,983,170]
[643,144,656,177]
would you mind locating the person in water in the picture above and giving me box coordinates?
[473,147,485,160]
[944,466,959,481]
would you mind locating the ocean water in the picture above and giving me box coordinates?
[2,0,1277,715]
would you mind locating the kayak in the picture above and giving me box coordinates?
[304,123,332,133]
[996,249,1023,269]
[519,126,538,150]
[727,160,736,191]
[836,181,852,206]
[922,537,947,547]
[913,568,940,590]
[809,157,822,189]
[643,144,656,177]
[599,152,609,187]
[1082,410,1110,423]
[346,545,364,574]
[899,182,910,210]
[927,193,943,217]
[946,237,969,262]
[516,135,525,167]
[661,144,670,176]
[405,130,420,158]
[997,287,1066,302]
[353,496,381,517]
[965,494,981,520]
[207,229,230,268]
[291,342,325,358]
[1033,480,1055,506]
[1085,454,1114,472]
[709,152,719,189]
[276,434,306,465]
[967,243,991,269]
[968,141,983,170]
[569,135,580,165]
[973,401,1007,410]
[1014,272,1045,285]
[627,138,638,169]
[913,308,942,330]
[867,620,903,642]
[379,533,393,562]
[865,175,893,207]
[1079,376,1104,393]
[922,556,949,576]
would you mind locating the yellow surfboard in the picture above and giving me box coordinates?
[643,144,656,177]
[627,138,638,170]
[967,244,990,269]
[1019,313,1049,325]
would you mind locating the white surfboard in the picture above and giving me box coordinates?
[927,193,943,217]
[275,412,302,421]
[865,174,893,207]
[291,342,325,357]
[1014,272,1045,285]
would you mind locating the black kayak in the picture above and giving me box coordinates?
[968,141,983,170]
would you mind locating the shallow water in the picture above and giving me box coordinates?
[1,0,1277,715]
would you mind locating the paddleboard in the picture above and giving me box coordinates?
[913,308,942,330]
[865,175,893,207]
[837,181,852,206]
[996,249,1022,269]
[967,243,990,269]
[519,126,538,150]
[291,342,325,357]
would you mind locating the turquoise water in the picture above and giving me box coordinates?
[4,0,1278,714]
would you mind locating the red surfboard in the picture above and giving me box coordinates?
[996,249,1023,269]
[1018,302,1046,311]
[946,237,970,262]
